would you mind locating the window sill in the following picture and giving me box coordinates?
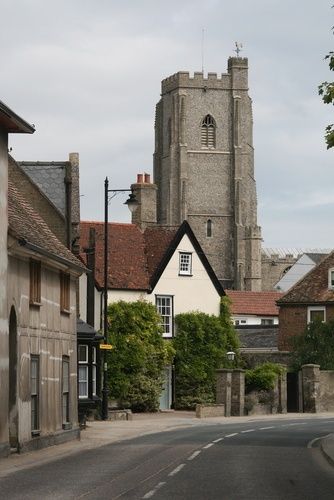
[30,301,42,307]
[178,273,193,277]
[31,430,40,437]
[61,308,71,315]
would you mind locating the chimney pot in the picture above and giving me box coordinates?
[137,173,143,183]
[144,173,150,183]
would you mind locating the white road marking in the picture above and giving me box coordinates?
[203,443,214,449]
[168,464,186,477]
[142,482,166,498]
[259,426,275,430]
[188,450,201,460]
[241,429,255,433]
[212,437,224,443]
[225,433,238,438]
[308,433,332,449]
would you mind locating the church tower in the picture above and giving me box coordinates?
[153,57,262,290]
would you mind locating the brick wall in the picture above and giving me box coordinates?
[278,304,334,351]
[278,305,307,351]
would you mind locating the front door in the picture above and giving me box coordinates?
[159,367,172,410]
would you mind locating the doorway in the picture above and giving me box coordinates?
[8,306,18,448]
[287,371,299,412]
[159,367,172,410]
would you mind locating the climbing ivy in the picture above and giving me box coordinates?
[106,300,174,412]
[173,298,240,409]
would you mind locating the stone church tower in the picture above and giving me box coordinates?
[152,57,262,290]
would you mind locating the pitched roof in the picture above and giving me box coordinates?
[278,250,334,304]
[0,99,35,134]
[304,253,328,264]
[80,222,149,290]
[80,220,224,295]
[8,179,85,271]
[236,326,278,349]
[225,290,283,316]
[143,226,178,278]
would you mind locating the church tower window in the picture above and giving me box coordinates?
[206,219,213,237]
[201,115,216,148]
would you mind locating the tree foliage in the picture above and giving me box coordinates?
[245,363,285,393]
[172,299,240,409]
[106,301,174,412]
[290,319,334,370]
[318,18,334,149]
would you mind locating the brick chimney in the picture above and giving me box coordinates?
[131,172,157,229]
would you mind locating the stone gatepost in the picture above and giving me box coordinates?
[216,369,232,417]
[301,364,320,413]
[231,369,245,416]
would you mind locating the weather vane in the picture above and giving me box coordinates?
[235,42,243,57]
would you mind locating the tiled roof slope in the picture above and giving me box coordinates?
[225,290,283,316]
[143,226,178,278]
[80,222,149,290]
[8,180,84,270]
[278,250,334,304]
[237,326,278,349]
[80,221,224,295]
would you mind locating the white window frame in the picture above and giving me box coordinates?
[328,269,334,289]
[307,306,326,324]
[78,345,88,364]
[78,365,89,399]
[156,295,173,338]
[92,347,97,397]
[31,355,40,433]
[179,252,192,276]
[62,356,70,425]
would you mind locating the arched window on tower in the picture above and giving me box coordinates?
[206,219,213,237]
[201,115,216,148]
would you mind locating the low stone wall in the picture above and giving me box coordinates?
[108,409,133,421]
[195,404,225,418]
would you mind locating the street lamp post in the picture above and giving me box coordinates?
[102,177,139,421]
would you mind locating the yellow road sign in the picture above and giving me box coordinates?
[99,344,113,350]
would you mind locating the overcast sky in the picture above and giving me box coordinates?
[2,0,333,249]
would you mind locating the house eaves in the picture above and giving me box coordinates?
[148,220,225,296]
[0,100,35,134]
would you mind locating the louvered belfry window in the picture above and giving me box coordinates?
[201,114,216,148]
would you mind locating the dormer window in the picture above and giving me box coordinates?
[201,115,216,148]
[329,269,334,289]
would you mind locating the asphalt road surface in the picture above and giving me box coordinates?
[1,417,334,499]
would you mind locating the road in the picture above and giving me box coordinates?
[1,417,334,499]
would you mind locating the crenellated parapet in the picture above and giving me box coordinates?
[161,57,248,94]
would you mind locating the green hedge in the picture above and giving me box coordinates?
[245,363,285,393]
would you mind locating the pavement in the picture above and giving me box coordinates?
[1,411,334,478]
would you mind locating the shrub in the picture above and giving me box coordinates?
[245,363,285,393]
[290,319,334,370]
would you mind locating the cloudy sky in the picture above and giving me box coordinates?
[2,0,333,249]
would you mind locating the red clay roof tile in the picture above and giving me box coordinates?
[225,290,283,316]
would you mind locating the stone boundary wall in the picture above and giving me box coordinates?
[301,364,334,413]
[196,404,225,418]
